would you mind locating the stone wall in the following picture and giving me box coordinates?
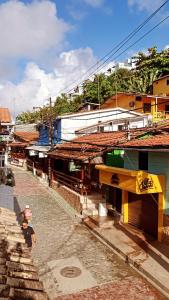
[51,181,82,214]
[0,207,48,299]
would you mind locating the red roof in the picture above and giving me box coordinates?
[0,108,12,123]
[49,132,127,161]
[14,131,39,143]
[10,142,28,148]
[120,134,169,148]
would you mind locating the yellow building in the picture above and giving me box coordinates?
[153,75,169,96]
[96,164,165,242]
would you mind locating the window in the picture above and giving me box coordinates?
[139,152,148,171]
[143,103,151,113]
[135,96,142,101]
[99,126,104,132]
[167,79,169,85]
[118,125,123,131]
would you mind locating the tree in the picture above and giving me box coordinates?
[82,73,113,104]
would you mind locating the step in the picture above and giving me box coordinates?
[87,215,114,229]
[81,202,98,210]
[83,208,99,217]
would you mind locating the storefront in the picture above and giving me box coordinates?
[96,165,165,241]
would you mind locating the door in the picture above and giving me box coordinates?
[142,194,158,238]
[108,187,122,213]
[128,193,142,228]
[128,192,158,238]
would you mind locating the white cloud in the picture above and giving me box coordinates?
[0,48,96,117]
[0,0,70,61]
[128,0,164,12]
[164,45,169,50]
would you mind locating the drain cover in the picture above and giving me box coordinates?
[60,266,82,278]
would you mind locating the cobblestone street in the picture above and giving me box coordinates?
[13,168,165,300]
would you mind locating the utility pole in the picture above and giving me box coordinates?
[48,97,53,146]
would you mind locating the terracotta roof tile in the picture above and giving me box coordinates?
[14,131,39,142]
[121,134,169,148]
[0,107,12,123]
[49,132,127,160]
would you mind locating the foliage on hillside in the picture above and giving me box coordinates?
[16,47,169,123]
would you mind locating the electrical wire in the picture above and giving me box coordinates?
[56,0,169,96]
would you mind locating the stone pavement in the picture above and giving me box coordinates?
[84,217,169,298]
[12,167,166,300]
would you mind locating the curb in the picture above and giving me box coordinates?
[84,219,169,300]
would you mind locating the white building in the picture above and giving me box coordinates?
[55,107,151,142]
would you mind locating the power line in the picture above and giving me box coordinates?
[93,14,169,76]
[56,0,169,96]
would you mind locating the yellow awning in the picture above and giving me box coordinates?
[96,165,165,194]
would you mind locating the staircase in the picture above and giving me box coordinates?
[81,193,103,217]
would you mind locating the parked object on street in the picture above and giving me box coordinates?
[21,220,36,250]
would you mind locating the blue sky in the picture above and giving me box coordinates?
[0,0,168,115]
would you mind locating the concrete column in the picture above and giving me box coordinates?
[122,190,128,223]
[158,192,165,242]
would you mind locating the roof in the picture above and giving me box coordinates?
[56,106,142,120]
[26,145,51,152]
[10,142,28,148]
[48,132,128,161]
[75,113,149,134]
[14,131,39,143]
[0,107,12,123]
[153,75,169,83]
[0,206,48,299]
[120,134,169,148]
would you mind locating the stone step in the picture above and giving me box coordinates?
[87,215,114,229]
[81,202,98,210]
[83,208,99,217]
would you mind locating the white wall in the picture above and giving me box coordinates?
[59,108,148,141]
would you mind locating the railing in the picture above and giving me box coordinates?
[52,169,83,194]
[26,158,34,171]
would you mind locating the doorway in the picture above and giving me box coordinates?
[108,186,122,213]
[128,192,158,238]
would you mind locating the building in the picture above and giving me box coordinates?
[101,92,169,122]
[55,107,150,142]
[96,126,169,243]
[9,129,39,167]
[48,132,127,215]
[75,114,151,135]
[0,107,14,167]
[153,75,169,96]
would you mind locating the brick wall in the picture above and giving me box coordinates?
[51,181,82,214]
[163,214,169,244]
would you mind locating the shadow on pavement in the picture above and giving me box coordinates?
[114,223,169,273]
[14,196,22,225]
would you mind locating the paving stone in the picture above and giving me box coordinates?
[13,168,166,300]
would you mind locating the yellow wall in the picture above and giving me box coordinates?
[153,77,169,96]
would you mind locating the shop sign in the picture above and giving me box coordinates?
[138,177,154,192]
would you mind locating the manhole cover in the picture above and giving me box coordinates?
[60,266,82,278]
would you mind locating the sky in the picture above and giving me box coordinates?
[0,0,168,118]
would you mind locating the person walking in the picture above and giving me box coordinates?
[21,204,32,225]
[21,220,36,250]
